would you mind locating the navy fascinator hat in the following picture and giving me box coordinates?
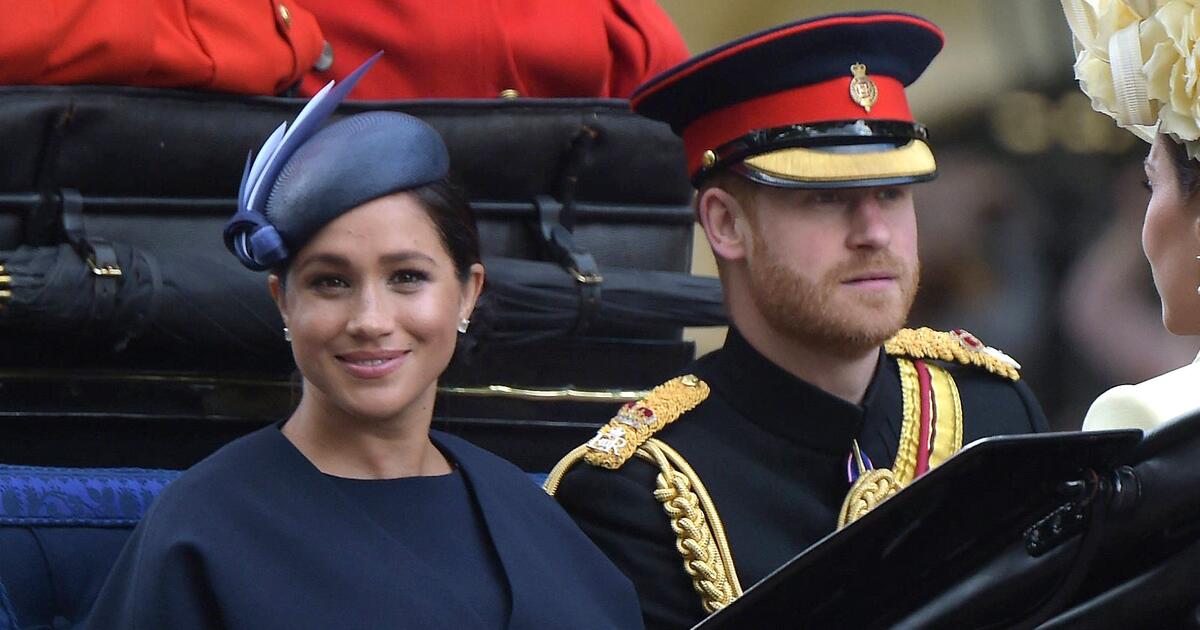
[223,53,450,271]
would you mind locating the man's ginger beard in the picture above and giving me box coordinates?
[745,226,919,358]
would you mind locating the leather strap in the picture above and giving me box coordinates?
[534,194,602,334]
[60,188,123,324]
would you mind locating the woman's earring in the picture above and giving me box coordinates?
[283,326,292,342]
[457,318,470,334]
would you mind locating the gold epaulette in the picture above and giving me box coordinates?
[884,327,1021,381]
[579,375,710,469]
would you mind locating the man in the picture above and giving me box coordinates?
[544,11,1049,630]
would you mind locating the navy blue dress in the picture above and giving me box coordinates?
[328,470,511,626]
[82,425,643,629]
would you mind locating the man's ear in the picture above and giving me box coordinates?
[697,186,751,262]
[268,274,288,328]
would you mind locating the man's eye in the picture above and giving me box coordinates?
[813,191,841,204]
[876,188,903,200]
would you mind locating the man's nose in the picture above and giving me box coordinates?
[846,196,892,250]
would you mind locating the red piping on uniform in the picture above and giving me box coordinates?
[914,359,934,478]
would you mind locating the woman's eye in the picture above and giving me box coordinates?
[390,269,429,285]
[310,276,349,291]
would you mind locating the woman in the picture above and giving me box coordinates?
[83,60,643,629]
[1064,0,1200,430]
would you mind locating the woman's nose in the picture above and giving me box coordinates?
[346,285,393,338]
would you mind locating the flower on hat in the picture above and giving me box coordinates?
[1142,1,1200,147]
[1063,0,1200,157]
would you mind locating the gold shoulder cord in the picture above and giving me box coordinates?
[544,375,743,612]
[638,438,742,613]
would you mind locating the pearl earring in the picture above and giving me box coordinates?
[457,318,470,334]
[283,326,292,342]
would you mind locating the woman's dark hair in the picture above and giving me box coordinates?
[416,178,490,360]
[1166,137,1200,198]
[412,179,481,282]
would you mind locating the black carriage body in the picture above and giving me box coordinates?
[0,87,701,471]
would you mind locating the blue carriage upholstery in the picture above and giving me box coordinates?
[0,464,548,629]
[0,464,180,629]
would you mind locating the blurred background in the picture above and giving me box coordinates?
[662,0,1200,430]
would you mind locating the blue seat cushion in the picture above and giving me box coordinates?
[0,465,181,629]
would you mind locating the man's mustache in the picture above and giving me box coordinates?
[828,251,913,281]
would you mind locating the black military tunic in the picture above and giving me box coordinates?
[554,328,1048,629]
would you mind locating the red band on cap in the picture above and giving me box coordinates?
[631,13,944,110]
[682,75,912,175]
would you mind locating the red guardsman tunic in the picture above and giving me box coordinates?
[297,0,690,99]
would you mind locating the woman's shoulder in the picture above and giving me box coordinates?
[1083,361,1200,431]
[148,425,286,516]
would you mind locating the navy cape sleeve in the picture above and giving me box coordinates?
[81,486,222,630]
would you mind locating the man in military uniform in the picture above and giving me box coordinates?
[544,11,1049,630]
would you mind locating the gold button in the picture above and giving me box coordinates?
[681,375,699,387]
[702,150,717,168]
[278,3,292,26]
[499,89,520,99]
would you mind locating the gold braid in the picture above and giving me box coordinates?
[837,467,900,529]
[637,438,742,613]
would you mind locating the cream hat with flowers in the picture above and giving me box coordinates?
[1063,0,1200,158]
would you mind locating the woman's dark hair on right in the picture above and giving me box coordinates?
[412,179,481,282]
[416,178,491,360]
[1166,137,1200,198]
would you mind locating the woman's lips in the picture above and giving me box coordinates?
[336,350,409,379]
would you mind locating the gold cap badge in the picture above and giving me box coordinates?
[849,63,878,113]
[702,150,717,168]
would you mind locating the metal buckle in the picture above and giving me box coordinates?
[0,264,10,305]
[568,267,604,285]
[86,257,123,278]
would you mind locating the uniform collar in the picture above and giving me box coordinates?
[697,327,890,454]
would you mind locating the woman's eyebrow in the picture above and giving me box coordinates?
[293,250,438,271]
[293,252,350,271]
[380,251,438,265]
